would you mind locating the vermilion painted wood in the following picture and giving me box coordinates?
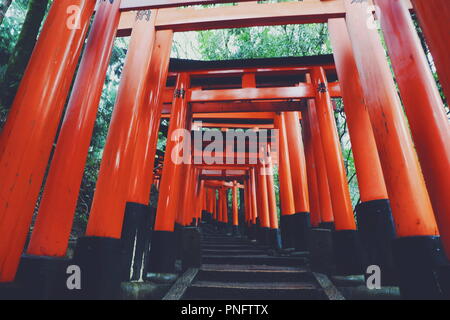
[86,10,159,238]
[265,157,279,230]
[189,85,314,102]
[27,0,121,258]
[411,0,450,107]
[128,30,173,204]
[305,74,334,224]
[120,0,255,10]
[284,112,310,213]
[117,0,346,34]
[232,182,239,226]
[250,168,259,223]
[376,0,450,255]
[344,0,438,237]
[256,165,271,229]
[0,0,96,282]
[328,18,388,203]
[153,74,191,231]
[302,110,322,227]
[274,113,296,216]
[311,67,355,231]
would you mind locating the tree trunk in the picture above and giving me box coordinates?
[0,0,49,110]
[0,0,13,26]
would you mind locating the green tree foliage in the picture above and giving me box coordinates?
[0,0,13,26]
[0,0,50,112]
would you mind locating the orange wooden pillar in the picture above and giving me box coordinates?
[26,1,121,261]
[376,0,450,260]
[344,0,443,298]
[73,10,160,297]
[301,111,321,228]
[284,111,311,251]
[328,18,396,279]
[304,101,334,229]
[273,112,298,249]
[0,0,95,283]
[256,164,271,245]
[266,156,282,248]
[310,66,363,275]
[249,168,259,240]
[231,181,240,235]
[147,73,190,273]
[410,0,450,105]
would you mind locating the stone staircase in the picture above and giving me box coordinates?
[164,223,343,300]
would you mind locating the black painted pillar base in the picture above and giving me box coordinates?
[181,227,202,271]
[146,230,177,274]
[73,236,124,299]
[332,230,365,276]
[201,210,212,223]
[292,212,311,251]
[269,228,282,249]
[257,227,271,246]
[438,264,450,299]
[392,236,447,299]
[14,254,72,299]
[356,199,396,284]
[318,221,335,230]
[232,225,240,237]
[280,215,296,249]
[121,202,152,281]
[247,223,257,240]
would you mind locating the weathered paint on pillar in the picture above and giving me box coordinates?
[328,18,388,203]
[153,73,190,232]
[0,0,96,282]
[86,10,158,238]
[375,0,450,255]
[128,30,174,204]
[343,0,439,237]
[27,0,121,258]
[410,0,450,104]
[311,67,356,231]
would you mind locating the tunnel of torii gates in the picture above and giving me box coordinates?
[0,0,449,300]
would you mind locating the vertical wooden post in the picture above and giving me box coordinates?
[284,111,311,251]
[375,0,450,259]
[147,73,190,273]
[232,181,239,235]
[27,0,121,259]
[85,10,158,238]
[273,112,297,249]
[304,98,334,229]
[328,18,396,280]
[301,111,321,227]
[256,165,271,245]
[310,66,363,275]
[410,0,450,104]
[0,0,96,283]
[128,30,174,205]
[344,0,443,298]
[266,156,281,248]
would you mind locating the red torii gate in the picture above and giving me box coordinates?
[0,0,448,300]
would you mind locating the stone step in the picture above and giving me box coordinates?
[197,264,314,283]
[182,280,326,300]
[202,254,309,267]
[201,249,267,256]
